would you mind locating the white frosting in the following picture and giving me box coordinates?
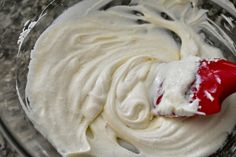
[210,0,236,17]
[24,0,236,157]
[151,57,205,117]
[204,91,215,102]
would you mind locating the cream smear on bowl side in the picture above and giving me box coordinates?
[23,0,236,157]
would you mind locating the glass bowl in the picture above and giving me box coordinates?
[1,0,236,157]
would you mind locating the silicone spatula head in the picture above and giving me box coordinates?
[154,59,236,117]
[192,59,236,116]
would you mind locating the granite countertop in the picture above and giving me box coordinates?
[0,0,48,156]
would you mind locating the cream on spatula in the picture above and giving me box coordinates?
[153,59,236,117]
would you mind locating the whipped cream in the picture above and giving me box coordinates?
[24,0,236,157]
[151,57,205,117]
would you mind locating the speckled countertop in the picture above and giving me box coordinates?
[0,1,48,156]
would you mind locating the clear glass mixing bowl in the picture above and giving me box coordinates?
[1,0,236,157]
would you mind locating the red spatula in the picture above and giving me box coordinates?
[154,59,236,117]
[191,59,236,116]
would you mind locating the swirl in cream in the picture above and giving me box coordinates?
[25,0,236,157]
